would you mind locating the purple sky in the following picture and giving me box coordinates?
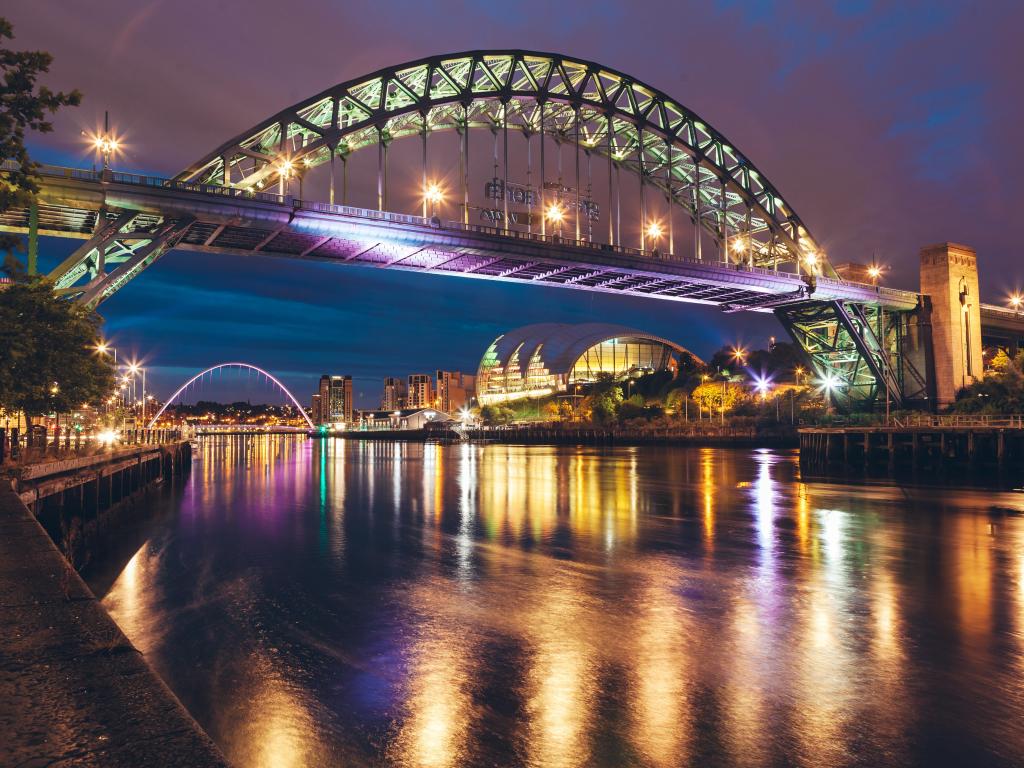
[7,1,1024,407]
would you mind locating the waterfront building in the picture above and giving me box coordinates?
[407,374,434,409]
[476,323,697,405]
[318,375,353,425]
[382,377,407,410]
[435,370,475,413]
[310,393,321,424]
[358,408,452,431]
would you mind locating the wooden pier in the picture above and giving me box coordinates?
[799,415,1024,476]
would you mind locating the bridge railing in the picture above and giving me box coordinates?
[0,426,184,466]
[24,162,289,205]
[889,414,1024,429]
[9,161,919,302]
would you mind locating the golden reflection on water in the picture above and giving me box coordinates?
[524,580,596,768]
[99,437,1024,767]
[392,619,475,768]
[629,565,691,767]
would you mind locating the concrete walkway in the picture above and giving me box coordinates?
[0,481,228,767]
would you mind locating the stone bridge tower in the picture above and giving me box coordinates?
[919,243,983,407]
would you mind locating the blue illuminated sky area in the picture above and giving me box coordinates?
[7,1,1023,408]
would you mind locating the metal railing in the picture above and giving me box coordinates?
[0,427,183,466]
[4,160,920,303]
[890,414,1024,429]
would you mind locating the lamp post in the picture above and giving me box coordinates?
[645,221,662,254]
[545,202,564,237]
[424,182,443,219]
[1010,294,1022,317]
[89,112,119,171]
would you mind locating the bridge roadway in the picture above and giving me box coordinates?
[0,164,920,312]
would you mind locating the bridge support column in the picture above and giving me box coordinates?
[920,243,983,407]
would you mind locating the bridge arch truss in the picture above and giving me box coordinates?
[146,362,315,430]
[180,50,829,275]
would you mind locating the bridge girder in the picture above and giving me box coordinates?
[775,300,928,410]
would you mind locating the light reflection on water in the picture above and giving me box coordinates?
[96,437,1024,768]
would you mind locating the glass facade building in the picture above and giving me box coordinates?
[476,323,697,405]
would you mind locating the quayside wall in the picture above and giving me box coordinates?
[0,441,228,767]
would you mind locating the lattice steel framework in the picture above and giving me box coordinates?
[179,50,831,275]
[775,301,928,410]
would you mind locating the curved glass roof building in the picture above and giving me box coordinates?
[476,323,700,405]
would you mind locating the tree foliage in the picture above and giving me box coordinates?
[0,16,81,261]
[0,280,115,421]
[952,352,1024,414]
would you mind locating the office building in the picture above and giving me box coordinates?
[318,374,353,424]
[407,374,434,409]
[382,376,407,410]
[435,370,475,413]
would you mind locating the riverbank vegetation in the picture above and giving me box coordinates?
[477,341,823,428]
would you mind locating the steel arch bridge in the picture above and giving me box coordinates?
[146,363,315,430]
[0,50,928,411]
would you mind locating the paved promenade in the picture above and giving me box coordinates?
[0,481,228,767]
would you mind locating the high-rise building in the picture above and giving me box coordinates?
[381,377,407,410]
[436,370,475,413]
[310,393,322,424]
[318,375,353,424]
[407,374,434,409]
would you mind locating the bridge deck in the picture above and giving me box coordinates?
[0,164,920,312]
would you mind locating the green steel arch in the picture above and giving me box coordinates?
[178,50,830,275]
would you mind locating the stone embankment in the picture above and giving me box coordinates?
[0,443,228,767]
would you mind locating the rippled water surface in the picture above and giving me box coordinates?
[89,437,1024,767]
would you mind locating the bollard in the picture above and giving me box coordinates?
[11,428,20,460]
[64,430,71,451]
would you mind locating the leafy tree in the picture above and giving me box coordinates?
[588,387,623,424]
[691,380,747,414]
[0,16,81,267]
[0,280,115,425]
[952,354,1024,414]
[989,348,1012,372]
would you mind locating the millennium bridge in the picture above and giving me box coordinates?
[1,50,1013,410]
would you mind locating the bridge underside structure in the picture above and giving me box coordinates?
[0,50,927,411]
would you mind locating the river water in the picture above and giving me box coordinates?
[86,436,1024,768]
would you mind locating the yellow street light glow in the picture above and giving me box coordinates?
[545,203,564,223]
[424,183,444,204]
[127,362,140,375]
[277,158,294,177]
[95,342,109,354]
[731,346,747,363]
[645,221,663,240]
[1010,294,1023,309]
[730,236,747,253]
[803,251,819,266]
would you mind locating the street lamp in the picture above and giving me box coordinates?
[817,373,844,415]
[645,221,662,252]
[277,156,295,196]
[867,263,885,284]
[424,182,444,218]
[802,251,820,274]
[794,366,805,384]
[731,346,747,366]
[126,362,146,424]
[1010,294,1022,316]
[87,112,120,171]
[545,202,565,236]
